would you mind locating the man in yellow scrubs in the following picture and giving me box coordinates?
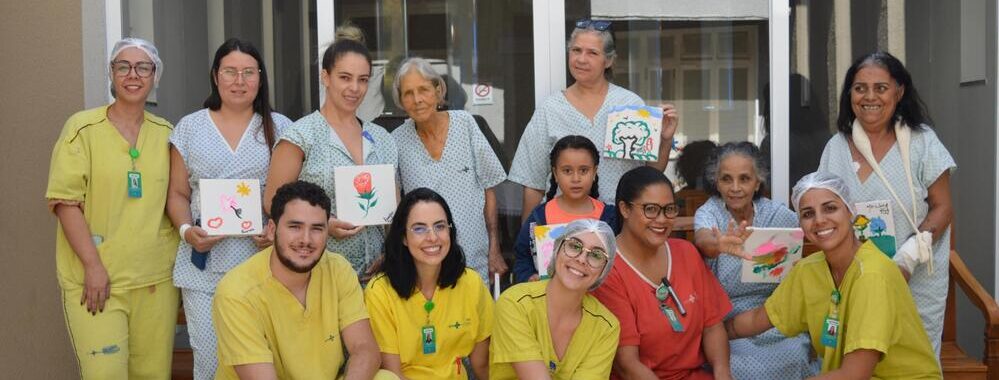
[212,181,396,380]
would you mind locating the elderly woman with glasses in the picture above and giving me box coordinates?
[164,38,294,380]
[46,38,179,379]
[593,166,734,380]
[692,142,818,379]
[725,172,940,379]
[390,57,508,284]
[490,218,621,380]
[509,19,678,221]
[366,188,494,379]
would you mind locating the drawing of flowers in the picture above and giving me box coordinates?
[353,172,378,217]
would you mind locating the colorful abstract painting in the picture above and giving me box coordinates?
[603,105,664,162]
[853,200,897,258]
[333,164,397,226]
[740,227,805,283]
[531,222,568,279]
[199,179,264,236]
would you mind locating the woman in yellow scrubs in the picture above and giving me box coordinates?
[366,188,493,379]
[724,172,941,379]
[46,38,179,379]
[490,218,621,380]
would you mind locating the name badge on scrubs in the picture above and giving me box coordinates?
[127,171,142,198]
[422,325,437,354]
[821,316,839,347]
[661,304,685,332]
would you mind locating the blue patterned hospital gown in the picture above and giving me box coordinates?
[819,127,956,357]
[509,84,646,204]
[171,109,292,380]
[280,111,399,274]
[392,111,507,283]
[172,109,292,292]
[695,196,819,379]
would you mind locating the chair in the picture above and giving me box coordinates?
[940,249,999,379]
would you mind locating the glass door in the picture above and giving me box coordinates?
[560,0,790,201]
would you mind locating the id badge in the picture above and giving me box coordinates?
[661,304,685,332]
[821,316,839,347]
[421,325,437,354]
[127,171,142,198]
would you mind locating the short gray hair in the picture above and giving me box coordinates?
[391,57,447,110]
[568,27,617,81]
[703,141,769,200]
[547,219,618,291]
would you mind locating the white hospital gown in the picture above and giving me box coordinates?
[819,126,956,356]
[171,109,292,291]
[280,111,399,274]
[392,110,507,283]
[508,84,645,204]
[170,109,292,379]
[695,196,818,379]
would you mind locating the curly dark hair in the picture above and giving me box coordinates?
[270,180,331,223]
[836,51,931,134]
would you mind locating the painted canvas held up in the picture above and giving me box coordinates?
[333,164,397,226]
[740,227,804,283]
[199,179,264,236]
[853,200,897,258]
[531,222,568,279]
[603,105,663,162]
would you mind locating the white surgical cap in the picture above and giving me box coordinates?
[791,171,855,215]
[548,218,618,291]
[109,37,163,86]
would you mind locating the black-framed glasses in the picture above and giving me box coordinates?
[219,67,261,83]
[630,202,680,219]
[408,222,451,237]
[111,60,155,78]
[575,19,612,31]
[560,237,609,269]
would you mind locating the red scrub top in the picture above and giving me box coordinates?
[592,238,732,380]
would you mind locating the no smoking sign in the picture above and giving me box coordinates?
[472,83,493,105]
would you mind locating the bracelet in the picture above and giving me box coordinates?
[179,223,192,244]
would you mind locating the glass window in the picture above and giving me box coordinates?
[567,1,771,192]
[336,0,536,267]
[122,0,318,123]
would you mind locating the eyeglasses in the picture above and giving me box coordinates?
[219,67,261,83]
[111,60,155,78]
[630,202,680,219]
[560,237,609,269]
[409,222,451,237]
[575,19,612,31]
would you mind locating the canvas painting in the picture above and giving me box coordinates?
[199,179,264,236]
[603,105,664,162]
[853,200,897,257]
[740,227,805,283]
[531,222,568,279]
[333,164,397,226]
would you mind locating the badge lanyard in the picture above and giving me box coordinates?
[618,245,685,332]
[126,146,142,198]
[421,298,437,355]
[820,289,842,348]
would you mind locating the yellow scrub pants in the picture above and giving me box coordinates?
[61,280,179,380]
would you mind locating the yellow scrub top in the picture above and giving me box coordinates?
[212,249,369,380]
[765,241,941,379]
[490,280,620,380]
[366,268,493,379]
[46,105,178,290]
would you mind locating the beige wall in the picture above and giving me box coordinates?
[0,1,84,378]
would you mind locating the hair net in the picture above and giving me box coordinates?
[110,37,163,86]
[791,171,855,215]
[547,218,618,291]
